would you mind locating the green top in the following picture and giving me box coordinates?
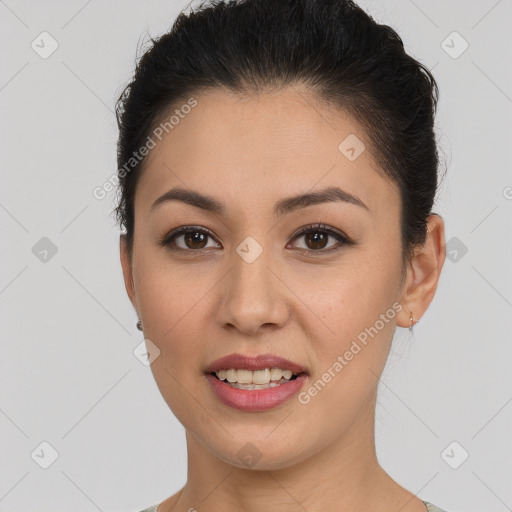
[138,500,449,511]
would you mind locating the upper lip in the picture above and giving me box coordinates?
[204,353,308,375]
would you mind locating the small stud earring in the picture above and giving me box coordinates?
[136,319,143,331]
[409,313,415,331]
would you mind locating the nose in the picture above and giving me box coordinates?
[216,246,290,335]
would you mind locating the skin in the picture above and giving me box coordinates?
[120,86,446,512]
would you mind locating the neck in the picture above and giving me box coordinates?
[166,393,413,512]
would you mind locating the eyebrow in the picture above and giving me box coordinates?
[150,185,369,217]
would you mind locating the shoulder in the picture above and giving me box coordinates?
[138,502,449,512]
[424,501,450,512]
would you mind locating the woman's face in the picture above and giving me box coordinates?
[121,86,412,469]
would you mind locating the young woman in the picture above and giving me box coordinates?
[115,0,448,510]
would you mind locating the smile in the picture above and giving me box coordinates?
[205,372,308,411]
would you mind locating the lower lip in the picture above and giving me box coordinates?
[205,373,308,411]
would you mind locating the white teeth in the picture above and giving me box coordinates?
[229,369,251,384]
[226,369,235,382]
[253,369,270,384]
[269,368,281,381]
[282,369,293,379]
[227,381,289,390]
[214,368,296,384]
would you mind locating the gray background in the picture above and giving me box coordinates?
[1,1,511,511]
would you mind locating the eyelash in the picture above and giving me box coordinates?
[158,223,356,257]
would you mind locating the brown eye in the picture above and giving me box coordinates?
[159,223,355,256]
[303,230,329,250]
[160,226,221,252]
[289,223,355,255]
[183,230,209,249]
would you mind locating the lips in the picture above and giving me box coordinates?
[205,372,308,411]
[204,353,308,375]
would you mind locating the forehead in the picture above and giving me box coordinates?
[135,87,400,221]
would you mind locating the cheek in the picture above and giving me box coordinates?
[134,257,214,422]
[289,251,403,395]
[294,242,401,334]
[290,255,401,428]
[133,250,206,348]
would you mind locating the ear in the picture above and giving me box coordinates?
[396,214,446,329]
[120,234,138,314]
